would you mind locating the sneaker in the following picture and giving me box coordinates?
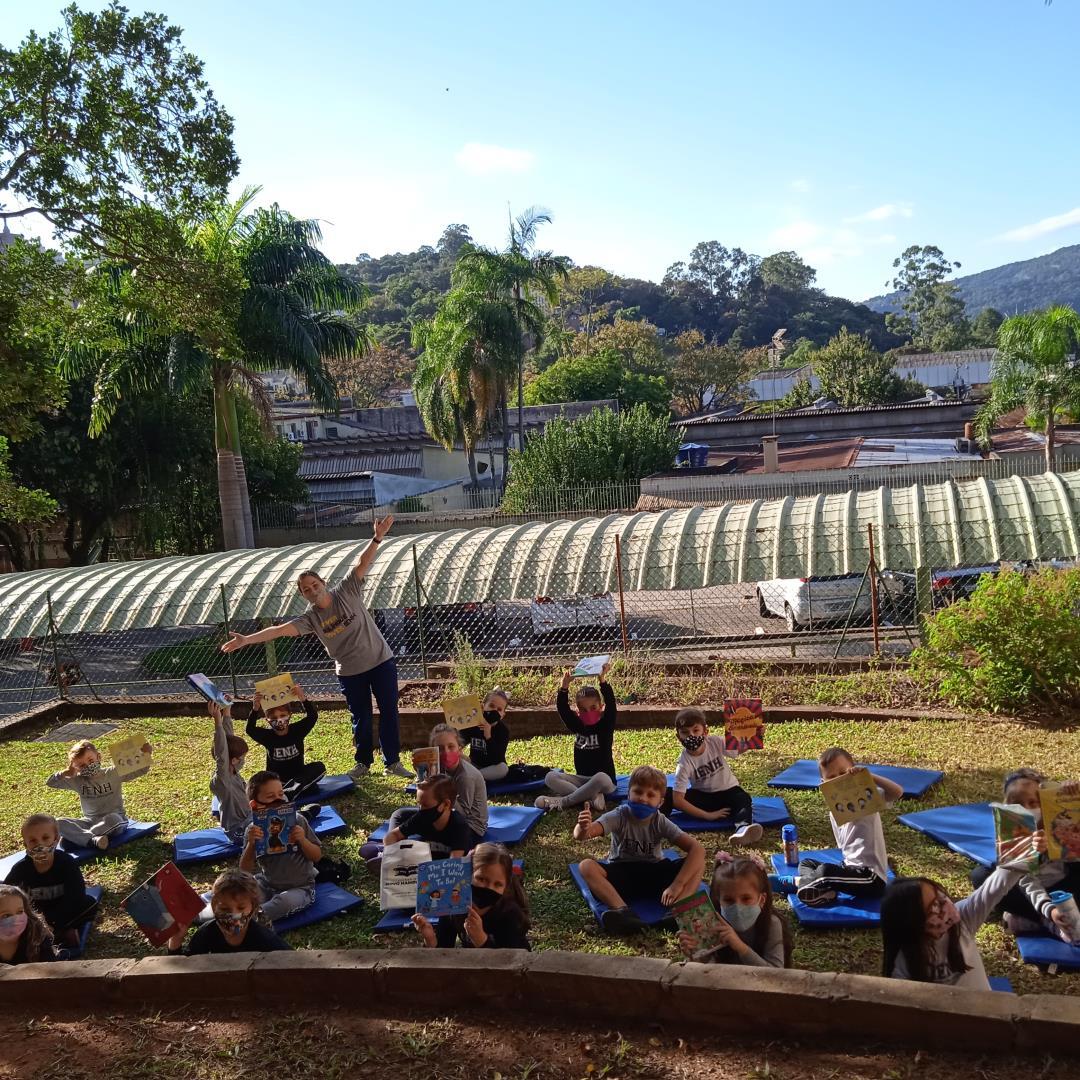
[796,880,838,908]
[385,761,415,780]
[347,763,371,780]
[93,836,109,850]
[600,905,648,936]
[730,823,764,846]
[768,873,799,896]
[534,795,565,812]
[299,803,322,822]
[590,792,606,814]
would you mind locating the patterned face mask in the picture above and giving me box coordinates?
[678,733,706,752]
[28,843,57,863]
[215,911,252,934]
[924,890,960,938]
[79,761,102,778]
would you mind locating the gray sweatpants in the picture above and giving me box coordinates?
[544,770,616,808]
[58,813,127,847]
[479,762,509,782]
[195,882,315,926]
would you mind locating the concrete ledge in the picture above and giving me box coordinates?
[0,951,1076,1055]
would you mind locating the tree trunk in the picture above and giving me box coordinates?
[226,391,255,548]
[1046,408,1056,473]
[500,389,510,496]
[514,284,525,456]
[214,377,246,550]
[466,445,478,488]
[0,523,28,571]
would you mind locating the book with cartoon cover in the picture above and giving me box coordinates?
[411,746,441,783]
[573,655,610,677]
[991,802,1042,872]
[186,672,230,707]
[122,862,204,946]
[723,698,765,752]
[671,890,726,953]
[1040,784,1080,862]
[441,695,484,732]
[109,734,152,779]
[251,803,298,857]
[254,673,299,709]
[820,767,886,825]
[416,856,472,918]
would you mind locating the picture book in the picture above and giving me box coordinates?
[573,654,610,678]
[186,672,230,707]
[411,746,441,783]
[416,856,472,918]
[441,694,484,732]
[991,802,1042,872]
[254,673,299,710]
[723,698,765,752]
[671,890,727,953]
[1040,784,1080,862]
[251,803,298,857]
[121,862,205,947]
[109,734,152,779]
[820,767,886,825]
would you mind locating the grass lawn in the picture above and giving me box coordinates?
[1,707,1078,997]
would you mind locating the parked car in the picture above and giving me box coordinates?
[755,573,907,633]
[529,593,619,639]
[374,603,499,654]
[886,563,1005,622]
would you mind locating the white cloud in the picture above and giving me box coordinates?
[454,142,536,176]
[789,177,811,193]
[768,221,865,265]
[768,219,824,247]
[996,206,1080,242]
[844,202,914,224]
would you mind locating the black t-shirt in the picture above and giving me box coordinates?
[461,716,511,770]
[435,901,531,950]
[4,852,88,928]
[556,682,617,781]
[397,807,477,854]
[186,919,291,955]
[246,703,318,782]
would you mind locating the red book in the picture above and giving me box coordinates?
[121,862,205,946]
[723,698,765,753]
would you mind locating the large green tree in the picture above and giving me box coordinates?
[886,245,972,351]
[811,328,924,407]
[671,331,759,415]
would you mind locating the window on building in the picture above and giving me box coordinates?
[325,426,338,438]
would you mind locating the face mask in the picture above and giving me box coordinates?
[678,733,706,752]
[233,756,246,773]
[79,761,101,778]
[0,913,28,941]
[28,843,56,863]
[251,796,287,811]
[720,903,762,933]
[483,710,502,724]
[578,708,602,727]
[411,806,446,830]
[441,748,461,770]
[270,717,289,733]
[925,892,960,938]
[626,799,659,820]
[215,911,251,934]
[472,885,501,909]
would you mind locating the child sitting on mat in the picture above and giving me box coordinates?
[770,746,903,907]
[574,764,705,936]
[4,814,98,950]
[209,700,252,845]
[364,775,476,867]
[882,836,1045,990]
[670,707,762,845]
[245,682,326,804]
[537,663,617,813]
[678,852,791,968]
[974,769,1080,941]
[45,737,152,850]
[0,884,57,965]
[168,869,290,955]
[461,688,511,783]
[412,842,531,950]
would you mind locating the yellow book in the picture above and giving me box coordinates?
[820,767,885,825]
[109,734,152,779]
[441,694,484,731]
[254,673,299,710]
[1040,784,1080,862]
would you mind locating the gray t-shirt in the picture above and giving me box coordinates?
[597,804,686,862]
[288,574,393,677]
[46,759,149,821]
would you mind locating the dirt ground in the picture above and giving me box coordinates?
[0,1005,1077,1080]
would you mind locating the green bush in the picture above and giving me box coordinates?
[142,634,295,677]
[910,567,1080,713]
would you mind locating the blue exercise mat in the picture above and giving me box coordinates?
[1016,933,1080,970]
[0,822,160,878]
[273,882,363,933]
[570,849,704,927]
[988,976,1014,993]
[898,803,996,868]
[211,773,356,817]
[767,760,943,798]
[66,885,103,959]
[770,849,895,928]
[369,804,544,847]
[671,796,792,833]
[608,773,678,802]
[174,805,348,866]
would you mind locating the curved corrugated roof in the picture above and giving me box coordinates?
[3,471,1078,639]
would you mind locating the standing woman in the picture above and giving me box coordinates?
[221,517,413,780]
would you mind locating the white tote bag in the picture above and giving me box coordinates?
[379,839,433,910]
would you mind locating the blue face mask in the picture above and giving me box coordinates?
[720,903,762,932]
[626,799,659,820]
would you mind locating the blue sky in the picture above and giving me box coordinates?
[4,1,1080,300]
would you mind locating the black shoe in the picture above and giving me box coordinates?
[796,881,837,908]
[600,905,648,936]
[300,803,322,822]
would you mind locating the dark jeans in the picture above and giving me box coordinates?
[283,761,327,804]
[662,785,754,825]
[970,862,1080,921]
[339,659,401,767]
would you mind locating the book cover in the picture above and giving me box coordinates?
[254,673,299,709]
[441,695,484,732]
[416,856,472,918]
[573,654,610,677]
[1040,785,1080,862]
[251,803,298,857]
[820,767,886,825]
[723,698,765,752]
[991,802,1042,872]
[411,746,441,783]
[109,734,152,779]
[121,862,204,946]
[671,890,727,953]
[186,672,230,707]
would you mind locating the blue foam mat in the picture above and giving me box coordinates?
[174,805,347,866]
[571,849,704,927]
[0,822,160,878]
[898,803,996,869]
[609,774,677,802]
[66,885,103,959]
[369,804,544,847]
[671,796,792,833]
[212,773,356,817]
[989,976,1014,993]
[770,849,895,928]
[767,760,943,797]
[1016,933,1080,970]
[273,882,363,933]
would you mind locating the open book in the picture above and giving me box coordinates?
[109,735,152,779]
[122,862,205,946]
[991,803,1042,872]
[1040,785,1080,862]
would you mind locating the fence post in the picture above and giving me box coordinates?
[867,524,880,657]
[614,535,630,656]
[914,565,933,643]
[45,590,65,701]
[412,544,428,680]
[313,503,318,531]
[220,584,239,699]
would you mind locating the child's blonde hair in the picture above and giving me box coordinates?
[627,764,667,796]
[67,740,98,761]
[211,868,262,910]
[429,723,464,748]
[21,813,57,836]
[818,746,854,771]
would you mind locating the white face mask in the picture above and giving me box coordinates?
[233,756,246,773]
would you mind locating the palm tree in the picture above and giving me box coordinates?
[64,187,370,548]
[975,305,1080,471]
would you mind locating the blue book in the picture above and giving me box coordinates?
[252,803,298,858]
[416,856,472,918]
[186,672,230,707]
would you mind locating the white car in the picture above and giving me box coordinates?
[530,593,619,639]
[755,573,906,633]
